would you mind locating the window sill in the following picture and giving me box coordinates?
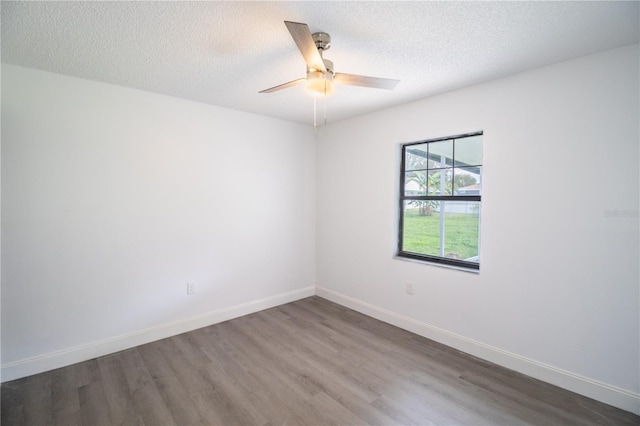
[393,254,480,274]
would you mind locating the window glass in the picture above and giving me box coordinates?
[453,167,481,195]
[427,169,453,196]
[405,171,427,196]
[428,140,453,169]
[402,201,480,263]
[454,135,483,166]
[405,144,428,171]
[399,133,483,270]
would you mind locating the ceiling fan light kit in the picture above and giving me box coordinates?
[305,70,334,96]
[260,20,400,125]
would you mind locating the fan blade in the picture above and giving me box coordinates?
[334,73,400,90]
[284,21,327,73]
[259,78,306,94]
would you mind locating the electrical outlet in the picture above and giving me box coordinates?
[187,282,196,295]
[405,282,414,295]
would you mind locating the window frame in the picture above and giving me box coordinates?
[397,131,483,270]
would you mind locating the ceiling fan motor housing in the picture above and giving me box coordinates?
[312,32,331,52]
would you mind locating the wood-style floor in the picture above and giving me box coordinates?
[2,296,638,425]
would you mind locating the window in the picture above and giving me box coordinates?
[398,132,483,270]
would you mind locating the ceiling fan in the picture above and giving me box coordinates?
[259,21,400,96]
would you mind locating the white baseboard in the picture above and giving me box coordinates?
[316,286,640,416]
[1,286,315,383]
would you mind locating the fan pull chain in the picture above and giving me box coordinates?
[313,96,317,129]
[323,92,327,126]
[323,79,327,126]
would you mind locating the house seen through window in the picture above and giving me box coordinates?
[398,132,483,270]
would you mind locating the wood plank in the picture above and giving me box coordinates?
[1,380,25,425]
[130,344,186,426]
[21,370,53,425]
[194,330,296,424]
[78,381,113,425]
[51,365,82,426]
[97,353,142,425]
[2,296,639,426]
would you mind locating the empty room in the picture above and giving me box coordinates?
[1,1,639,425]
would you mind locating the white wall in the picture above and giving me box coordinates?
[316,44,639,413]
[1,64,316,380]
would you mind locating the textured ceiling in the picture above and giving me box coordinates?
[2,1,639,126]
